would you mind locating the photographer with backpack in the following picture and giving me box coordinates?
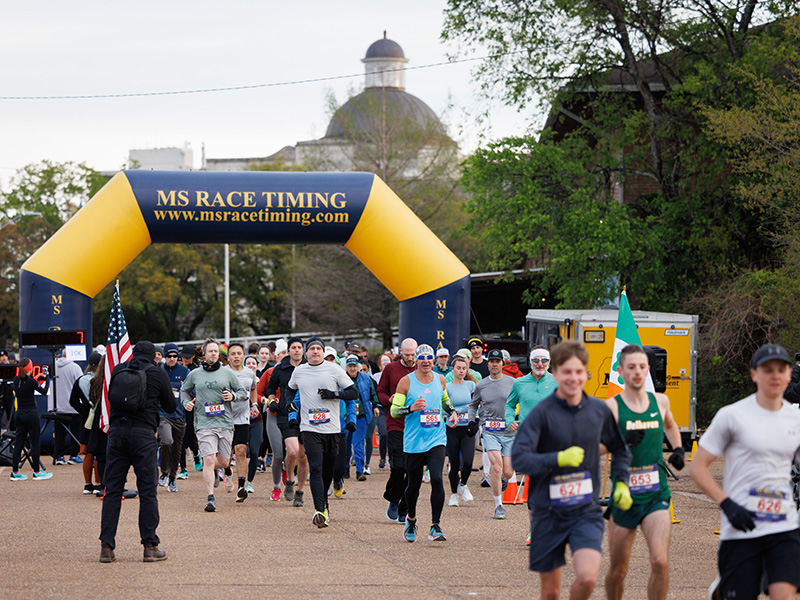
[99,341,175,564]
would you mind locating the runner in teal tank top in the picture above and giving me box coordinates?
[391,344,458,543]
[604,345,686,600]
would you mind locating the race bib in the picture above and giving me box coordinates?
[628,464,660,494]
[485,418,506,433]
[420,409,441,428]
[457,413,469,426]
[309,408,331,425]
[205,403,225,417]
[173,389,180,400]
[746,488,789,522]
[549,471,593,507]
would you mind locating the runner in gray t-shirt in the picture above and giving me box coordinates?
[467,349,516,519]
[287,336,359,528]
[225,343,258,502]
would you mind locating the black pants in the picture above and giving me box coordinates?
[12,410,41,472]
[303,431,339,513]
[333,431,348,483]
[446,426,476,493]
[99,422,160,549]
[158,416,186,481]
[383,429,408,516]
[405,445,446,524]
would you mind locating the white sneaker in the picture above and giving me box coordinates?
[422,468,430,484]
[448,493,459,507]
[458,484,474,503]
[364,466,371,475]
[158,474,169,487]
[707,573,721,600]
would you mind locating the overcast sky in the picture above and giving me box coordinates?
[0,1,540,189]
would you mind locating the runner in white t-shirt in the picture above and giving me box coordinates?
[690,344,800,600]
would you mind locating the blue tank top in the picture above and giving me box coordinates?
[403,372,447,453]
[446,380,475,427]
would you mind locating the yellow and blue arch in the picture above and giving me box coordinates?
[20,170,470,351]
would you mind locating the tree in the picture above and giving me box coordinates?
[0,161,110,347]
[442,0,796,200]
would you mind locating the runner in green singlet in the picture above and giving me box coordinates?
[604,344,685,600]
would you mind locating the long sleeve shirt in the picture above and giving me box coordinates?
[512,391,631,516]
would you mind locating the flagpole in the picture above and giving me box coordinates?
[224,244,230,346]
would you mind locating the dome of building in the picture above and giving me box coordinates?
[365,37,405,60]
[324,87,447,140]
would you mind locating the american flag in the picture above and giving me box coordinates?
[99,283,132,433]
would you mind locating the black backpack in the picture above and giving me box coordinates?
[108,362,148,414]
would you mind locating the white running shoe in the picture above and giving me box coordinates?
[422,468,431,484]
[448,493,459,507]
[458,483,474,503]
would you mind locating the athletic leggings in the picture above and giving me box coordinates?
[247,421,264,482]
[304,432,339,513]
[365,415,376,466]
[262,412,284,486]
[376,408,387,462]
[12,410,41,472]
[446,426,476,493]
[405,445,446,525]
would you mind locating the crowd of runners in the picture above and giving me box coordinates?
[3,335,800,599]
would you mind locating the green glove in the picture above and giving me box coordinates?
[612,481,633,510]
[556,446,584,467]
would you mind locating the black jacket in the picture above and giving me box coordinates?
[109,341,176,431]
[265,354,306,428]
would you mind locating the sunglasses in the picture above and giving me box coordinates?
[166,354,179,358]
[531,358,549,364]
[417,355,434,361]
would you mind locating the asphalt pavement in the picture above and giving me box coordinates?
[0,452,729,599]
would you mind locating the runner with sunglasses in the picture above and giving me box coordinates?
[391,344,459,542]
[506,346,557,543]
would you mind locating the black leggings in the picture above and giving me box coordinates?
[446,426,476,493]
[405,445,446,525]
[304,432,339,513]
[12,410,41,472]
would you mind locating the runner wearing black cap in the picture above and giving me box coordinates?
[467,336,489,379]
[690,344,800,600]
[287,336,359,528]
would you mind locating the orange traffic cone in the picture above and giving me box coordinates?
[502,473,528,505]
[373,429,378,448]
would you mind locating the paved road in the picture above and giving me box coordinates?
[0,454,727,599]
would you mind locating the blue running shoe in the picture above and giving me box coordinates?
[397,513,407,525]
[386,501,399,521]
[403,519,417,543]
[55,457,67,466]
[428,524,446,541]
[68,455,83,465]
[10,472,28,481]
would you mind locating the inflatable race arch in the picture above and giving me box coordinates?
[20,170,470,355]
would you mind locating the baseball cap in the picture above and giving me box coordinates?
[0,350,6,357]
[180,344,196,359]
[501,349,511,363]
[486,349,504,361]
[415,344,435,360]
[345,354,359,365]
[164,343,180,356]
[323,346,338,359]
[751,344,792,369]
[88,352,102,366]
[467,337,483,349]
[455,348,471,360]
[436,347,450,357]
[349,343,363,353]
